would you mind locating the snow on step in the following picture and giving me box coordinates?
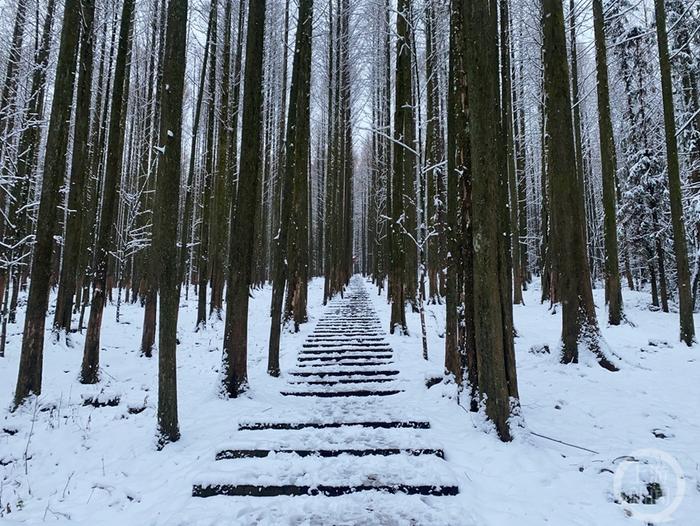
[295,361,393,369]
[192,453,458,495]
[289,368,399,377]
[281,389,402,397]
[230,425,435,450]
[237,420,431,430]
[171,492,472,526]
[289,377,396,386]
[215,448,444,459]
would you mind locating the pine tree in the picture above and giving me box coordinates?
[464,0,520,440]
[222,0,267,397]
[542,0,617,371]
[654,0,695,346]
[53,0,96,335]
[154,0,188,447]
[14,0,81,406]
[592,0,623,325]
[81,0,136,384]
[389,0,413,335]
[269,0,314,375]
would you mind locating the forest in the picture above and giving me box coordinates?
[0,0,698,523]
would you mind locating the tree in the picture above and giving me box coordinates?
[14,0,81,406]
[592,0,623,325]
[209,0,235,320]
[445,0,474,403]
[424,0,446,304]
[500,0,523,305]
[53,0,97,335]
[389,0,413,335]
[268,0,314,375]
[542,0,617,371]
[222,0,267,397]
[465,0,519,440]
[196,0,218,329]
[654,0,695,346]
[81,0,136,384]
[154,0,188,447]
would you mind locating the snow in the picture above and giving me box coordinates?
[1,277,699,524]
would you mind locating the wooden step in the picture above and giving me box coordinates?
[193,484,459,497]
[237,420,430,430]
[215,448,444,459]
[289,377,395,386]
[290,369,399,377]
[299,347,389,355]
[296,361,392,368]
[303,342,390,348]
[297,354,393,362]
[281,389,402,397]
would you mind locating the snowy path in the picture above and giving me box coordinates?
[187,276,468,523]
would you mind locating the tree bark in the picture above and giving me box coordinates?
[222,0,267,397]
[81,0,135,384]
[269,0,314,375]
[592,0,623,325]
[155,0,188,447]
[54,0,96,335]
[14,0,81,407]
[542,0,617,371]
[654,0,695,345]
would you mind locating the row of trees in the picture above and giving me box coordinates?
[356,0,697,439]
[0,0,697,443]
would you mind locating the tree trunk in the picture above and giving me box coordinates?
[196,0,218,329]
[54,0,96,335]
[269,0,314,375]
[592,0,623,325]
[654,0,695,345]
[465,0,519,441]
[222,0,267,397]
[542,0,616,371]
[154,0,188,447]
[500,0,523,306]
[81,0,135,384]
[14,0,81,407]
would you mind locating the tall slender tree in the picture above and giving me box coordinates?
[53,0,97,336]
[14,0,82,406]
[389,0,413,335]
[654,0,695,346]
[592,0,623,325]
[465,0,519,440]
[542,0,617,370]
[154,0,188,447]
[222,0,267,397]
[268,0,314,375]
[81,0,136,384]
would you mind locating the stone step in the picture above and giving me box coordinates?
[306,337,386,342]
[303,342,390,348]
[237,420,430,430]
[297,354,393,362]
[296,360,393,368]
[289,369,399,377]
[289,377,396,386]
[192,484,459,497]
[215,448,444,459]
[299,347,389,355]
[281,389,402,397]
[310,332,384,337]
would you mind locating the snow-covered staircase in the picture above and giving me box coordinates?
[191,277,460,506]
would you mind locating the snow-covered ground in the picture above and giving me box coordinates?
[0,277,698,525]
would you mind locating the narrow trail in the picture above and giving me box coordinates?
[190,276,465,523]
